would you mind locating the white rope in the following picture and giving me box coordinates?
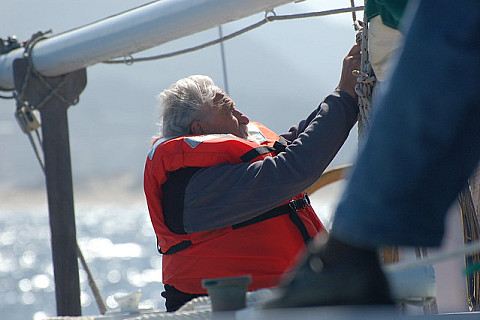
[470,167,480,215]
[354,12,376,140]
[385,241,480,273]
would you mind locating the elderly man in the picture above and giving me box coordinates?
[144,45,360,311]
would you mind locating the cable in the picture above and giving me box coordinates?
[102,6,364,65]
[385,241,480,273]
[218,25,229,94]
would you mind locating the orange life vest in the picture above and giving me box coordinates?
[144,122,325,293]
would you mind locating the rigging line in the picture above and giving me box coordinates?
[23,127,106,314]
[350,0,361,30]
[218,25,230,94]
[265,6,364,21]
[102,6,364,65]
[23,124,45,173]
[23,127,107,315]
[103,19,267,63]
[0,93,15,99]
[77,242,108,315]
[384,240,480,273]
[44,1,160,41]
[18,113,108,312]
[29,132,44,173]
[1,87,15,99]
[23,124,107,314]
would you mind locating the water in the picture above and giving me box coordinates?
[0,182,473,319]
[0,186,340,320]
[0,199,166,320]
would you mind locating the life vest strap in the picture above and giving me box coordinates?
[273,136,288,153]
[239,137,288,162]
[232,202,291,229]
[240,146,276,162]
[160,240,193,255]
[232,195,311,239]
[288,210,311,243]
[160,196,311,255]
[288,194,312,243]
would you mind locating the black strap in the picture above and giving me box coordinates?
[288,196,313,244]
[240,146,276,162]
[159,240,193,255]
[160,197,312,254]
[232,203,292,229]
[289,211,311,243]
[240,137,289,162]
[233,197,312,244]
[273,136,288,153]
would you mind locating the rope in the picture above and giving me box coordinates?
[77,243,108,314]
[350,0,361,31]
[103,19,268,63]
[15,31,51,107]
[354,22,376,140]
[0,88,15,99]
[15,106,45,172]
[18,118,108,313]
[385,241,480,273]
[102,6,364,65]
[18,122,108,314]
[15,30,79,110]
[218,25,230,94]
[13,31,71,110]
[17,112,108,314]
[459,187,480,311]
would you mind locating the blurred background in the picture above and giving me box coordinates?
[0,0,359,204]
[5,1,467,320]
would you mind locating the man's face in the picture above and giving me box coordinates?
[195,90,250,139]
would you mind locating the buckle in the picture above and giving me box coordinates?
[288,194,311,212]
[303,193,311,206]
[289,199,305,212]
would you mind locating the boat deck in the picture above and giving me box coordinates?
[44,306,480,320]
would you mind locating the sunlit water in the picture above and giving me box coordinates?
[1,182,472,319]
[0,201,165,320]
[0,187,340,320]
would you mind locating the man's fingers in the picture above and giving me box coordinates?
[345,55,361,69]
[347,44,361,56]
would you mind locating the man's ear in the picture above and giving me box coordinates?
[190,121,203,135]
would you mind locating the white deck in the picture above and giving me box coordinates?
[44,306,480,320]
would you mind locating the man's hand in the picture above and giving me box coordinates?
[336,44,361,99]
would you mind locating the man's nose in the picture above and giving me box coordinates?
[234,109,249,125]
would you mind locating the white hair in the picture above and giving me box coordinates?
[156,75,219,138]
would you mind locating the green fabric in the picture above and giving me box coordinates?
[365,0,409,29]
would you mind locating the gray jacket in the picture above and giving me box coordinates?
[164,90,358,234]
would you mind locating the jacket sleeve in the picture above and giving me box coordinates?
[183,90,358,233]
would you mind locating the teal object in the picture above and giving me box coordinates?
[366,0,409,29]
